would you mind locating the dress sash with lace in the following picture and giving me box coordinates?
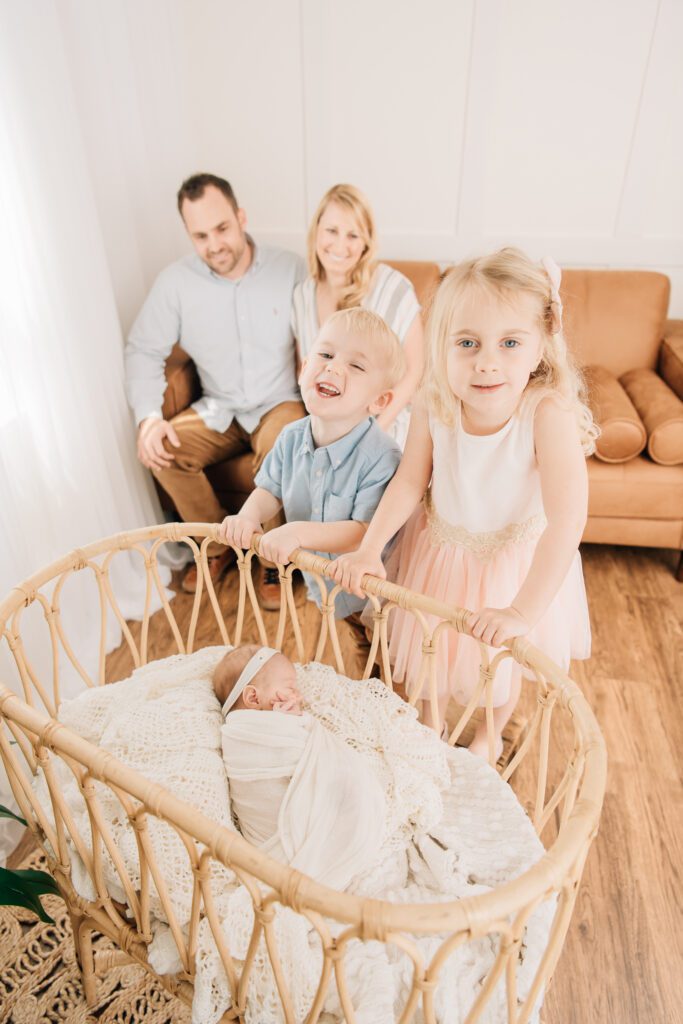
[424,488,547,562]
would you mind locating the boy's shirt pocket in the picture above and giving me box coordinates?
[323,492,356,522]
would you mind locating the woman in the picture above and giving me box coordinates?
[292,184,424,448]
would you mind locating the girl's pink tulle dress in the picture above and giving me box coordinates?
[384,395,591,708]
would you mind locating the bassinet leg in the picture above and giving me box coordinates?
[73,917,98,1005]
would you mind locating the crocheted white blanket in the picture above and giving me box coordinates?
[36,647,553,1024]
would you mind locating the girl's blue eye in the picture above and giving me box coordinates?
[458,339,476,349]
[503,339,519,348]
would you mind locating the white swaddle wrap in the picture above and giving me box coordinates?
[221,709,385,890]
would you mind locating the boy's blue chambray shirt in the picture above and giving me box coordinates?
[255,416,401,618]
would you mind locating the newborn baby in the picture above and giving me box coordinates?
[215,645,385,889]
[213,644,302,716]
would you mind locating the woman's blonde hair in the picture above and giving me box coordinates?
[423,247,598,454]
[307,184,377,309]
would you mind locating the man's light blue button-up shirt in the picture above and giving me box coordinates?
[125,239,305,431]
[255,416,401,617]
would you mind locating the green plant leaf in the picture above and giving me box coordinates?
[0,804,27,826]
[0,866,61,924]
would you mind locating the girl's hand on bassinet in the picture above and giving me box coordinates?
[330,550,386,598]
[468,606,530,648]
[218,514,261,550]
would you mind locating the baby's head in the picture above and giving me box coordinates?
[423,247,597,451]
[299,307,406,427]
[213,645,302,715]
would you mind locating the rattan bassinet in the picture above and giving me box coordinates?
[0,524,606,1023]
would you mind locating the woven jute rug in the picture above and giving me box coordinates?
[0,846,190,1024]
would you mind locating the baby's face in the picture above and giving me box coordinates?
[246,654,303,714]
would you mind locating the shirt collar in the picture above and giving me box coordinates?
[297,416,375,468]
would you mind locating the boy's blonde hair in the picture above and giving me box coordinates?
[307,184,377,309]
[323,307,406,390]
[423,247,598,453]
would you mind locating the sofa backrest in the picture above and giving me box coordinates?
[385,263,670,377]
[560,269,670,375]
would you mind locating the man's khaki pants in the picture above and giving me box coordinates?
[154,401,305,557]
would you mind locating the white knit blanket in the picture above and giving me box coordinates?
[35,647,553,1024]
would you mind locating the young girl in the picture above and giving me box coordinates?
[330,248,597,758]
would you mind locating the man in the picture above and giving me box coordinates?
[125,173,306,604]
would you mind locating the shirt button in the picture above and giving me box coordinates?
[316,470,322,477]
[313,506,320,513]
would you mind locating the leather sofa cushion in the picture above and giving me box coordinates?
[621,368,683,466]
[586,365,646,463]
[561,270,669,375]
[587,455,683,519]
[162,344,200,420]
[659,322,683,401]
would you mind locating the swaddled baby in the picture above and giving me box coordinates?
[213,645,385,889]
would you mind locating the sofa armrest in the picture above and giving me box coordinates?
[161,343,201,420]
[660,319,683,401]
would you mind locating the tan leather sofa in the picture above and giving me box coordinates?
[158,262,683,577]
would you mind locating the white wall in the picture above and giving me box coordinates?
[56,0,683,328]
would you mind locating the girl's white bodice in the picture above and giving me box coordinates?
[427,397,546,559]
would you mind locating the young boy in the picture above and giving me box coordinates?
[218,307,405,627]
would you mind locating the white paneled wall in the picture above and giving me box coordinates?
[56,0,683,327]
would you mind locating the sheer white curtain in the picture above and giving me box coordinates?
[0,4,173,858]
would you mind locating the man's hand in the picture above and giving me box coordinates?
[218,514,262,551]
[328,549,386,598]
[467,606,530,648]
[258,524,303,566]
[137,417,181,472]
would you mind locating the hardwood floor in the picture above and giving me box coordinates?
[92,544,683,1021]
[543,545,682,1024]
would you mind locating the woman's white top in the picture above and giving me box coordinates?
[292,262,420,360]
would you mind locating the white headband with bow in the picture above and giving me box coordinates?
[222,646,279,716]
[541,255,563,330]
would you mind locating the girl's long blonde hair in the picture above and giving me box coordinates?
[307,184,377,309]
[423,247,598,454]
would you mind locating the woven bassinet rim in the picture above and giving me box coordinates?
[0,523,607,936]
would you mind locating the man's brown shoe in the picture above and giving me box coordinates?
[256,564,282,611]
[182,549,234,594]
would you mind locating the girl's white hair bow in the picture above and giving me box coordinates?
[541,255,563,332]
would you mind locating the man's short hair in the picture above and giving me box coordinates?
[177,173,239,216]
[325,307,407,390]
